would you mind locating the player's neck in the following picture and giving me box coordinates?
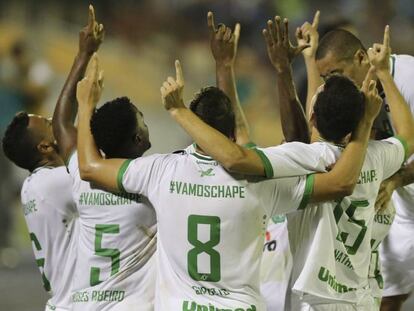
[34,156,65,171]
[318,136,348,148]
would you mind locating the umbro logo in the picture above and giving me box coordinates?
[199,168,215,177]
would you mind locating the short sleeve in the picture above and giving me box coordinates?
[260,174,313,216]
[253,142,327,178]
[118,153,168,196]
[67,152,79,180]
[372,136,406,180]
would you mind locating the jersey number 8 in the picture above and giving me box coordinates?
[187,215,221,282]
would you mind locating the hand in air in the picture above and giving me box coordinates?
[76,53,104,108]
[360,66,382,122]
[207,11,240,67]
[160,60,185,111]
[79,5,105,55]
[367,25,391,74]
[263,16,310,72]
[296,11,320,58]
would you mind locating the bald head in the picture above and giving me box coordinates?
[316,29,366,62]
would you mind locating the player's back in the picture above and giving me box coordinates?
[21,166,78,311]
[276,138,406,305]
[119,149,308,310]
[68,153,157,311]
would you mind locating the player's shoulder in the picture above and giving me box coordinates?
[393,54,414,67]
[367,137,402,151]
[22,166,72,197]
[393,54,414,81]
[259,141,316,157]
[366,137,404,161]
[128,150,187,170]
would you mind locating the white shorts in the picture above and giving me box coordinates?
[380,219,414,296]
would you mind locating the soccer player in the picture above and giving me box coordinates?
[207,12,294,310]
[268,17,404,310]
[51,7,157,311]
[162,17,414,310]
[73,43,382,309]
[0,6,104,311]
[2,112,76,311]
[298,14,414,310]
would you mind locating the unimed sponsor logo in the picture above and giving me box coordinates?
[182,300,256,311]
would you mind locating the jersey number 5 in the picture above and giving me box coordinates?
[334,200,369,255]
[90,224,121,286]
[187,215,221,282]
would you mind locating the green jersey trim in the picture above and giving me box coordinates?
[253,148,274,178]
[299,174,315,210]
[191,152,216,162]
[394,135,409,162]
[243,142,257,149]
[117,159,133,192]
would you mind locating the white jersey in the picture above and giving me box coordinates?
[21,166,78,311]
[118,149,309,310]
[368,202,395,299]
[68,153,157,311]
[386,54,414,222]
[260,215,292,311]
[254,137,405,305]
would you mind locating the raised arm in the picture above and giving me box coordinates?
[76,54,125,192]
[161,60,266,175]
[207,12,249,145]
[368,26,414,155]
[370,26,414,211]
[297,11,324,120]
[162,59,381,201]
[262,15,310,143]
[52,5,104,163]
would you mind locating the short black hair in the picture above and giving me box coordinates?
[314,75,365,143]
[90,97,138,157]
[190,87,235,138]
[2,112,39,171]
[316,29,366,61]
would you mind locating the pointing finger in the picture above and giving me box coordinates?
[175,60,184,85]
[234,23,241,43]
[88,5,96,31]
[207,11,216,34]
[312,10,320,29]
[383,25,390,48]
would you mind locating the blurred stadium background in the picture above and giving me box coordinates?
[0,0,413,310]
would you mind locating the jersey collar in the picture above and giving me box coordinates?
[190,143,216,161]
[31,165,55,175]
[317,137,346,150]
